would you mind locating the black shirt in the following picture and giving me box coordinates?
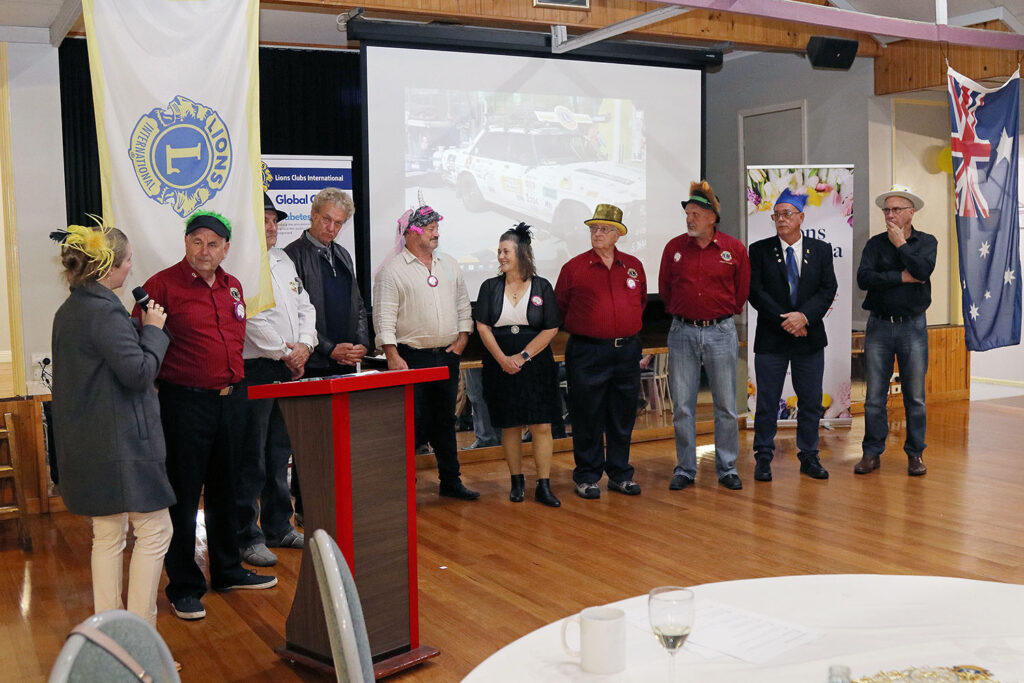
[857,227,938,316]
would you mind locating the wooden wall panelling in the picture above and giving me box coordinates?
[875,20,1019,95]
[268,0,882,56]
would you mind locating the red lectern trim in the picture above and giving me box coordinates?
[404,383,419,648]
[248,367,448,400]
[332,393,356,568]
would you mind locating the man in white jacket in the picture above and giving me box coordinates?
[236,193,317,567]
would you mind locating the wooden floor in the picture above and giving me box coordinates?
[3,397,1024,682]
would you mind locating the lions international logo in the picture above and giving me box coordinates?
[261,161,273,192]
[721,250,733,262]
[129,95,232,217]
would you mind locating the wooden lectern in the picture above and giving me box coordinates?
[248,368,445,677]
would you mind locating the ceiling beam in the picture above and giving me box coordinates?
[949,7,1024,35]
[666,0,1024,50]
[551,5,693,53]
[49,0,81,47]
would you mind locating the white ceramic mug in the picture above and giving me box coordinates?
[560,606,626,674]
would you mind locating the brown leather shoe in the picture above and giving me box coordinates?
[854,454,880,474]
[907,455,927,476]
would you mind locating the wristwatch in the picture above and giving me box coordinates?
[520,351,531,363]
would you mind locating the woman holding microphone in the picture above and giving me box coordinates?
[50,223,175,629]
[475,223,562,507]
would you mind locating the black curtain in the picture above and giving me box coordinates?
[58,39,101,226]
[57,40,367,296]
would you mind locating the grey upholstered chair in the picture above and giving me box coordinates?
[48,609,179,683]
[309,529,375,683]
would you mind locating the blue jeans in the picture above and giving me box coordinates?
[753,349,825,459]
[668,318,739,479]
[862,313,928,457]
[464,367,500,444]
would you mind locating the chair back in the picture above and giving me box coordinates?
[48,610,179,683]
[309,529,375,683]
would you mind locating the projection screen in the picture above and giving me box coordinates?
[365,45,703,296]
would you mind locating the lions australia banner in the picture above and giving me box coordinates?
[82,0,272,313]
[745,166,854,425]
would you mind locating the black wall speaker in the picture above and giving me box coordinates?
[806,36,858,70]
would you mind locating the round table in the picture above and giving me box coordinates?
[462,574,1024,682]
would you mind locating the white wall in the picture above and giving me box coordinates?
[5,42,67,395]
[705,51,874,326]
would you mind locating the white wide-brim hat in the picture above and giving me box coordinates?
[875,184,924,211]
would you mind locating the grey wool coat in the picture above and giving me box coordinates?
[51,281,175,516]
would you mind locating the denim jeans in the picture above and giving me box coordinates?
[668,318,739,479]
[753,348,825,460]
[862,313,928,457]
[464,367,500,444]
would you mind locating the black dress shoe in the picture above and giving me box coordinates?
[754,458,772,482]
[799,454,829,479]
[669,474,693,490]
[439,481,480,500]
[718,474,743,490]
[509,474,525,502]
[534,479,561,507]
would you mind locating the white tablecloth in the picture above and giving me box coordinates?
[462,574,1024,682]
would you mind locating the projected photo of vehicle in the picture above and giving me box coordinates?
[404,89,647,281]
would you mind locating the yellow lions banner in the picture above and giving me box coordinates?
[82,0,272,313]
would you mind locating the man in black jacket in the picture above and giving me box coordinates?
[282,187,369,376]
[748,189,838,482]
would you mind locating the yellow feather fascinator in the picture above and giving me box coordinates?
[50,215,115,280]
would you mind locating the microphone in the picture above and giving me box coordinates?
[132,286,150,308]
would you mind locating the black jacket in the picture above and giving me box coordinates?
[748,236,838,355]
[283,232,369,370]
[474,275,561,330]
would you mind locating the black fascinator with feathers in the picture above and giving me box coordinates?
[510,222,532,244]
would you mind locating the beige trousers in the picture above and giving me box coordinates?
[91,508,172,628]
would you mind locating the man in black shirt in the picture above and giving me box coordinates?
[855,184,937,476]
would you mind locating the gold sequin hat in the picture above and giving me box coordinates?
[584,203,627,235]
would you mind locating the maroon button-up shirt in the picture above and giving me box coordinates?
[134,258,245,390]
[659,230,750,320]
[555,248,647,338]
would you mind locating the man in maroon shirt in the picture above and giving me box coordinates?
[137,212,276,622]
[659,180,750,491]
[555,204,647,499]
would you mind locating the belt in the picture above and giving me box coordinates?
[871,312,919,323]
[571,333,637,348]
[397,343,449,353]
[675,315,731,327]
[159,380,236,396]
[493,325,539,337]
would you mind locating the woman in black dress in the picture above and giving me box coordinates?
[475,224,562,507]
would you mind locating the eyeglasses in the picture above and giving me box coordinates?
[589,225,617,234]
[770,211,800,221]
[881,206,913,215]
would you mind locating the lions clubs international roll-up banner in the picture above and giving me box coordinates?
[745,166,853,426]
[83,0,272,313]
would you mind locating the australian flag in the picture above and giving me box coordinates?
[948,67,1021,351]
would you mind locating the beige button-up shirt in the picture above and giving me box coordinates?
[373,248,473,349]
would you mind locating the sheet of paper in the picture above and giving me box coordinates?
[685,599,824,664]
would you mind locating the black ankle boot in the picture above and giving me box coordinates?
[534,478,561,507]
[509,474,525,502]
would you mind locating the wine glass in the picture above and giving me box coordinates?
[648,586,694,682]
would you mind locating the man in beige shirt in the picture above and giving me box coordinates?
[373,203,477,499]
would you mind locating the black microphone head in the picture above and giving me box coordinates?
[132,286,150,307]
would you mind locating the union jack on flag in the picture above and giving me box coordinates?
[947,66,1021,351]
